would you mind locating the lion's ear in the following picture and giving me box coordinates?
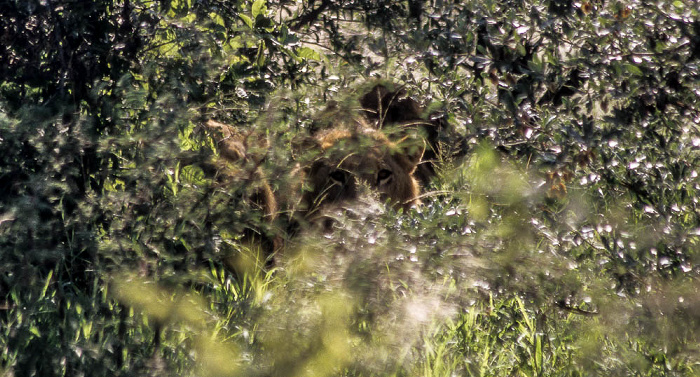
[359,84,390,121]
[360,83,424,127]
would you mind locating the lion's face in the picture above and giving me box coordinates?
[301,128,423,220]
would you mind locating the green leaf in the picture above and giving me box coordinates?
[624,63,643,76]
[210,12,225,27]
[296,47,321,61]
[239,14,253,29]
[29,325,41,338]
[256,39,266,66]
[252,0,265,18]
[41,270,53,299]
[180,165,206,186]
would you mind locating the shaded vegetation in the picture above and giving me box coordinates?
[1,0,699,375]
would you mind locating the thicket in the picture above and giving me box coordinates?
[1,0,699,375]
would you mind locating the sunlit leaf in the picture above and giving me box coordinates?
[296,46,321,61]
[239,13,253,29]
[252,0,266,19]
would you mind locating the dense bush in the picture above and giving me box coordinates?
[1,0,699,375]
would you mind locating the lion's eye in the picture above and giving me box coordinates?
[329,169,347,184]
[377,169,393,185]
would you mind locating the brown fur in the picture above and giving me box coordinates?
[359,84,456,186]
[300,121,424,221]
[359,84,425,126]
[204,85,437,259]
[204,120,280,258]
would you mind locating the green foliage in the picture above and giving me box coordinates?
[2,0,700,375]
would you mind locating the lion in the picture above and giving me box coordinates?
[204,92,429,259]
[204,120,281,265]
[205,120,277,219]
[359,83,462,186]
[297,119,425,229]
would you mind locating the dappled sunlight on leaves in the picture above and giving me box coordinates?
[2,0,700,375]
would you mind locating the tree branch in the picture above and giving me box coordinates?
[290,0,333,31]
